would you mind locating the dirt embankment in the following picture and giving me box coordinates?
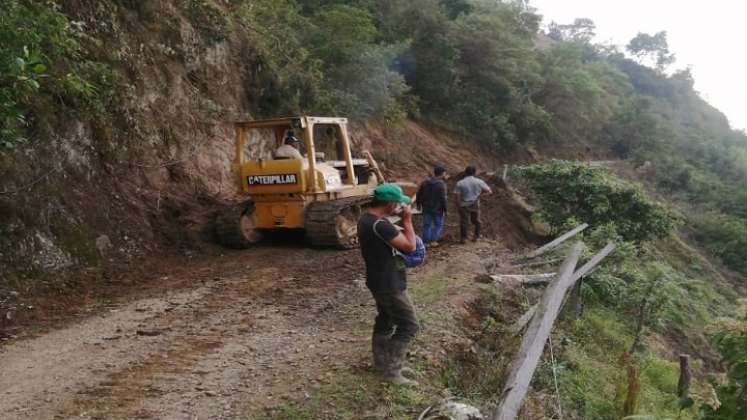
[438,176,547,250]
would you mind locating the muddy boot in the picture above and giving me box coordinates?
[383,340,418,386]
[371,333,390,374]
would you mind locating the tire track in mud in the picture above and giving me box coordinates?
[52,276,268,419]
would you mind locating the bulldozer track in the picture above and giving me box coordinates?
[214,201,256,249]
[304,196,372,248]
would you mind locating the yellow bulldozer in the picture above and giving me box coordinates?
[215,116,386,249]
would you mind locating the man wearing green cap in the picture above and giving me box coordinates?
[357,183,419,386]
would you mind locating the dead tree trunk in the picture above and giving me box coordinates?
[623,362,641,416]
[631,273,661,353]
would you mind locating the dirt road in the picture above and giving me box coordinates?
[0,243,381,419]
[0,238,502,420]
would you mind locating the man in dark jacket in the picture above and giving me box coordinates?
[415,166,448,247]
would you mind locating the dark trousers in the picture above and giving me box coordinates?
[371,290,419,343]
[458,202,481,240]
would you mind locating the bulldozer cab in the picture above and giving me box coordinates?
[234,116,376,196]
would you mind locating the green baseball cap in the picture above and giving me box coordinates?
[374,183,411,204]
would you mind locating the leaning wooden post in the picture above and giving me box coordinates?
[677,354,691,399]
[568,278,584,320]
[525,224,588,260]
[492,242,584,420]
[566,242,616,320]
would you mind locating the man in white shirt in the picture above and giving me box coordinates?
[454,165,492,243]
[274,132,304,160]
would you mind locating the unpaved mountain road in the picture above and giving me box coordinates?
[0,244,377,420]
[0,241,491,420]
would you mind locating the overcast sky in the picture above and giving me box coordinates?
[530,0,747,131]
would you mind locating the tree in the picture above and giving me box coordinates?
[547,18,596,43]
[534,43,629,142]
[307,5,411,118]
[626,31,676,71]
[309,5,378,68]
[439,0,472,19]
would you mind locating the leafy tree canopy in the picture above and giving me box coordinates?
[518,160,678,243]
[626,31,676,71]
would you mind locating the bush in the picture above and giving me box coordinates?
[518,160,678,243]
[693,214,747,274]
[186,0,231,45]
[0,1,112,148]
[701,301,747,419]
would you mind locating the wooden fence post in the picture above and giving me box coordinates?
[525,224,588,260]
[492,242,584,420]
[678,354,691,399]
[568,277,584,320]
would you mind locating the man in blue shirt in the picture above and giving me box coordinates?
[454,166,492,244]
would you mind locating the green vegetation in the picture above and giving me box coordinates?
[515,162,738,417]
[557,308,691,419]
[233,0,410,119]
[248,370,431,420]
[701,301,747,419]
[518,161,678,242]
[186,0,232,45]
[693,215,747,274]
[0,0,112,147]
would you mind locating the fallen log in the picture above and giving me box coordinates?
[569,242,616,283]
[509,258,562,269]
[490,273,556,285]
